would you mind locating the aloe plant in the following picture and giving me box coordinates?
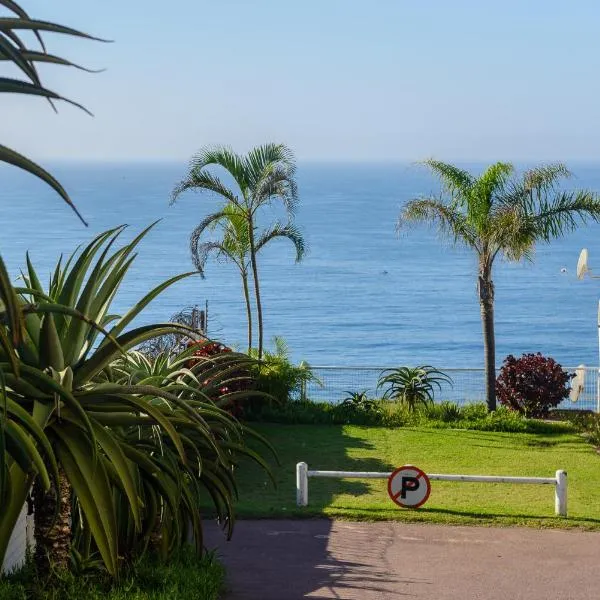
[100,346,275,560]
[0,225,197,575]
[377,366,453,412]
[0,226,276,576]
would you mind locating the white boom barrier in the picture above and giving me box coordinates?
[295,462,568,517]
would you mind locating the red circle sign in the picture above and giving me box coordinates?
[387,465,431,508]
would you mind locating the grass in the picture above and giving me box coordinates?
[0,549,224,600]
[236,423,600,529]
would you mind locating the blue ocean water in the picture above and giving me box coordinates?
[3,161,600,369]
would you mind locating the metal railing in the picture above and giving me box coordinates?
[304,366,600,412]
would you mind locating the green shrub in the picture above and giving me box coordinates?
[425,401,462,422]
[249,337,319,402]
[460,403,489,421]
[245,398,572,434]
[0,549,224,600]
[563,411,600,446]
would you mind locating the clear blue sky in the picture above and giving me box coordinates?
[5,0,600,161]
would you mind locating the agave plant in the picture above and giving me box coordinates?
[377,366,453,412]
[0,3,104,384]
[0,225,199,575]
[95,345,275,560]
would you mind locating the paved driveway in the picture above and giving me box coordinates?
[204,520,600,599]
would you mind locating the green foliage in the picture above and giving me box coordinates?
[377,366,452,411]
[249,337,319,403]
[246,399,573,434]
[340,390,381,415]
[0,549,224,600]
[424,400,462,422]
[562,411,600,446]
[0,227,274,577]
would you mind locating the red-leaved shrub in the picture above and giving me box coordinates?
[185,339,249,417]
[495,353,573,418]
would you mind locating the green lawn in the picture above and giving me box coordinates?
[235,424,600,529]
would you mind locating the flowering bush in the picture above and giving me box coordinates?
[185,339,249,416]
[495,353,573,417]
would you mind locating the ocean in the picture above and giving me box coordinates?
[3,161,600,370]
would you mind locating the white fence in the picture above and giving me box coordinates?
[296,462,568,517]
[305,366,600,412]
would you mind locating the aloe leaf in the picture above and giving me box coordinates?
[90,420,142,531]
[0,18,109,42]
[0,144,86,225]
[54,427,118,576]
[103,272,196,345]
[0,50,103,72]
[74,324,196,385]
[5,420,50,489]
[39,313,64,371]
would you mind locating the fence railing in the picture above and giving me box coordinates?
[304,366,600,412]
[295,462,568,517]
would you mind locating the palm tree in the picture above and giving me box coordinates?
[171,144,306,358]
[399,161,600,411]
[191,203,254,352]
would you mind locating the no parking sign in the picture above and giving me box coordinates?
[388,465,431,508]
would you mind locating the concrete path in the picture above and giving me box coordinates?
[204,520,600,600]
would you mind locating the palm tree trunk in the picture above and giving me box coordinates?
[478,265,496,412]
[247,216,264,359]
[241,269,253,353]
[33,466,72,576]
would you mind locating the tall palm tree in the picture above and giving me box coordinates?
[399,161,600,411]
[171,144,306,358]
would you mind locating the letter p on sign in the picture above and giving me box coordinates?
[388,465,431,508]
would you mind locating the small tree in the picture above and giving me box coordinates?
[495,353,573,418]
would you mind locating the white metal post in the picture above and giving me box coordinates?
[555,470,567,517]
[296,462,308,507]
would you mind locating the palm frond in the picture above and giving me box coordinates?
[180,146,249,199]
[421,159,474,199]
[255,222,306,262]
[523,162,571,194]
[245,143,296,190]
[399,198,479,251]
[470,162,513,222]
[532,190,600,241]
[170,170,240,207]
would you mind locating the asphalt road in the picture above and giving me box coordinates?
[204,520,600,600]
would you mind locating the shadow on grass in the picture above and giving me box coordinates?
[327,505,600,526]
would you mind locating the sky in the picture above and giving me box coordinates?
[4,0,600,162]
